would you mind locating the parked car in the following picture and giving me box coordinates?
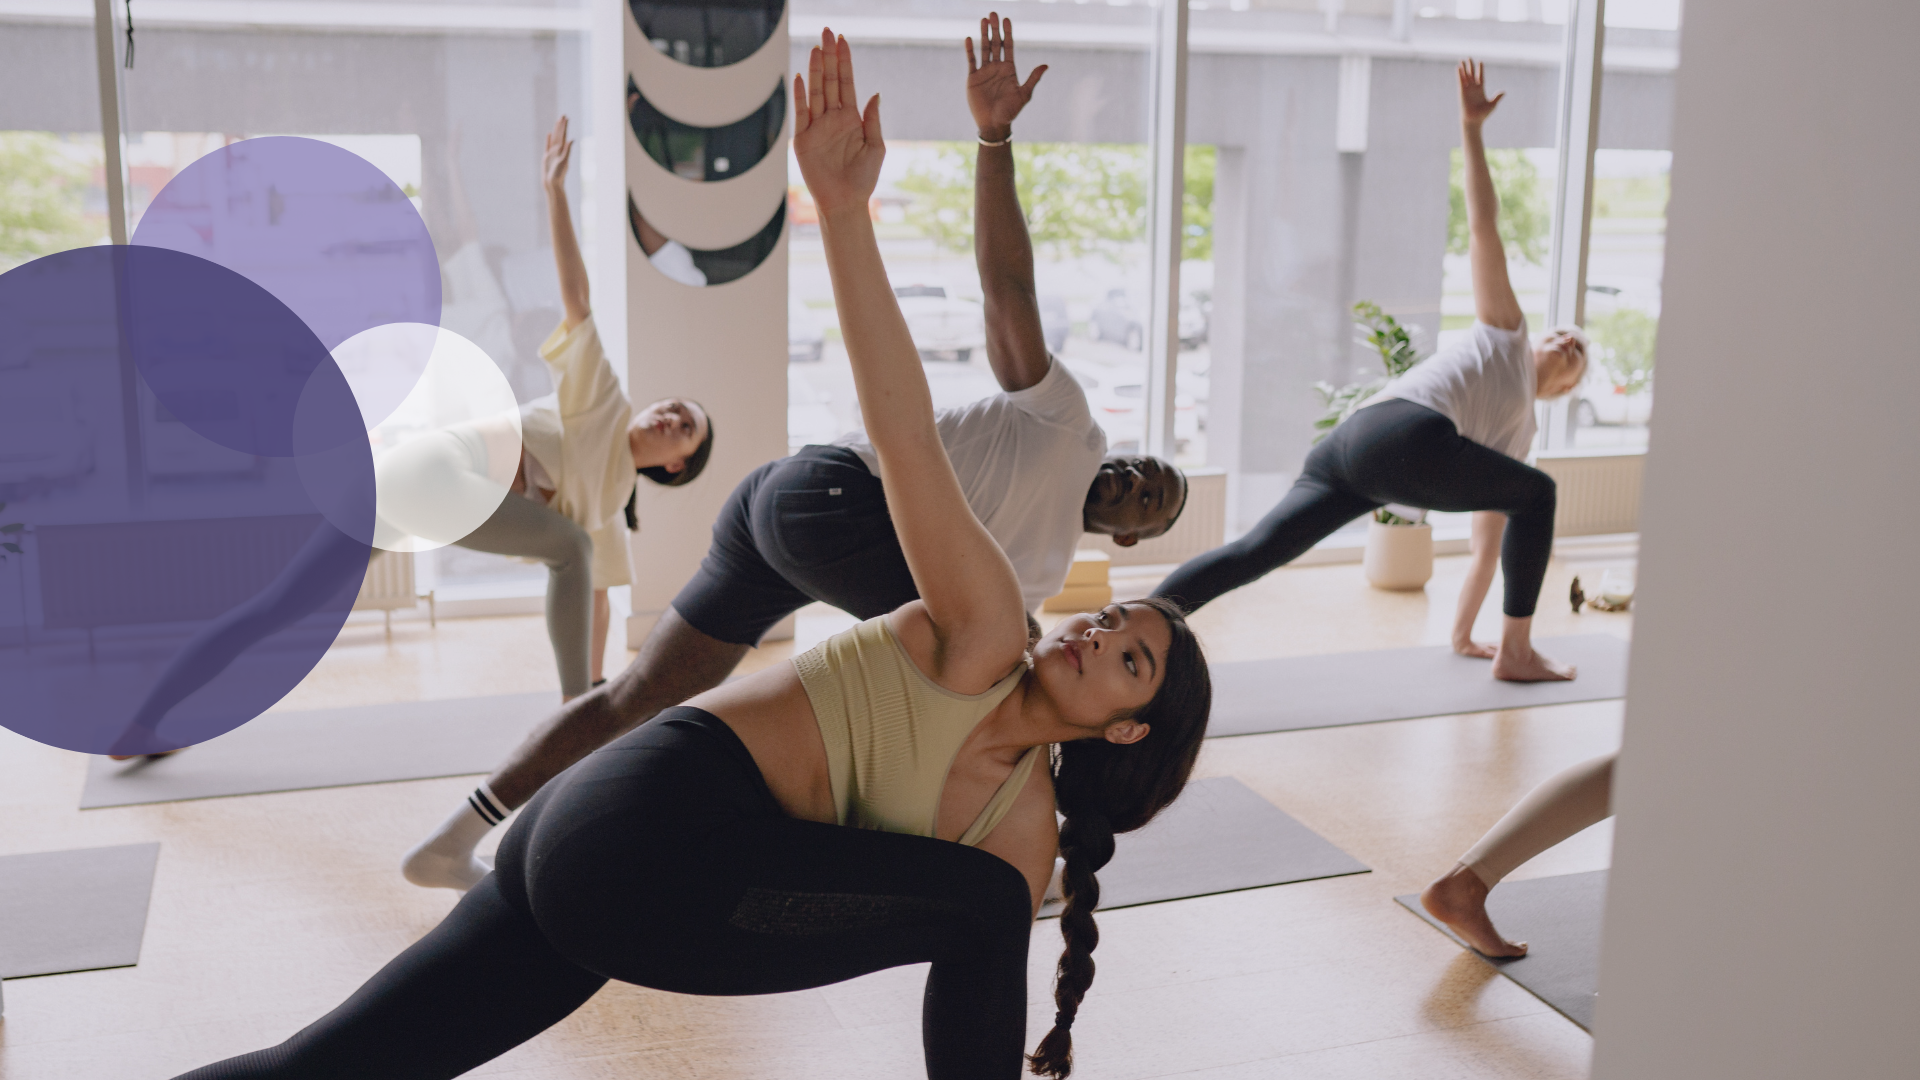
[1088,288,1208,351]
[1075,365,1207,457]
[1038,294,1070,354]
[1573,365,1653,427]
[789,299,827,363]
[894,284,986,362]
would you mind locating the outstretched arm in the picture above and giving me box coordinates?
[543,117,591,330]
[794,30,1028,689]
[1459,61,1524,332]
[967,13,1051,392]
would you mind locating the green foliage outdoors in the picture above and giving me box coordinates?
[1311,302,1427,446]
[1592,173,1669,220]
[896,142,1216,263]
[1448,147,1550,265]
[1585,307,1657,396]
[1181,144,1215,262]
[0,132,94,270]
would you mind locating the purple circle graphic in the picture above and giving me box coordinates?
[0,246,375,756]
[133,137,442,429]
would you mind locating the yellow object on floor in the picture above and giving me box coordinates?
[1044,551,1112,612]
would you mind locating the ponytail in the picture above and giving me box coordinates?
[1027,596,1211,1078]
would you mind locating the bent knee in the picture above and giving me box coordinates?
[1517,471,1557,515]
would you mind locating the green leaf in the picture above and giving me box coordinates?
[2,542,22,554]
[0,523,23,534]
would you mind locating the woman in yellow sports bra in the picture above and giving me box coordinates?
[171,25,1211,1080]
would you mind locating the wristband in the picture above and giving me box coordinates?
[977,131,1012,147]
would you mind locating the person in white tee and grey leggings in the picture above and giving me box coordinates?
[1153,60,1587,682]
[106,118,713,761]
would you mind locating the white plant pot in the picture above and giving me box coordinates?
[1363,519,1434,591]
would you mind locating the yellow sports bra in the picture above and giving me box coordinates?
[793,615,1042,847]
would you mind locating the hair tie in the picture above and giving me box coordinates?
[1053,1009,1075,1029]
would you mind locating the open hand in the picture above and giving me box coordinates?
[966,12,1046,140]
[793,29,884,218]
[1457,59,1504,127]
[542,116,572,193]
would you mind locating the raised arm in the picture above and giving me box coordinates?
[543,117,591,331]
[1458,60,1524,332]
[967,13,1051,392]
[794,31,1028,688]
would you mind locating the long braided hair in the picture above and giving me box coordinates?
[1028,595,1211,1078]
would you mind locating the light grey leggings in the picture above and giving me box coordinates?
[379,427,596,699]
[1460,752,1616,886]
[454,493,595,699]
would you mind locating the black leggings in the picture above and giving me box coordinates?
[1156,398,1556,617]
[173,709,1034,1080]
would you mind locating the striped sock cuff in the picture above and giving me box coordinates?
[467,782,508,827]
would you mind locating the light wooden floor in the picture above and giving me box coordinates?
[0,548,1632,1079]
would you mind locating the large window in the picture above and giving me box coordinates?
[786,1,1156,458]
[1178,0,1677,538]
[108,5,599,599]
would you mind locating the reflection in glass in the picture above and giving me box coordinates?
[628,77,785,181]
[631,0,785,68]
[628,194,784,287]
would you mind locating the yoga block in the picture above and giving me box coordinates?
[1063,549,1111,587]
[1044,582,1113,613]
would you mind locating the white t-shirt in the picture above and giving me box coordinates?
[1371,319,1537,460]
[833,358,1108,611]
[521,315,636,589]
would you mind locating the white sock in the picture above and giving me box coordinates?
[400,782,506,891]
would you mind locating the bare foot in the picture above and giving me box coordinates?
[1421,864,1527,958]
[1491,644,1575,682]
[1453,638,1497,660]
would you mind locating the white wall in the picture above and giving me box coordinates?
[1593,2,1920,1076]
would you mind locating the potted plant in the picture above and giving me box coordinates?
[1315,303,1434,590]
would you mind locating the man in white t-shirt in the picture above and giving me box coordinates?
[403,55,1187,890]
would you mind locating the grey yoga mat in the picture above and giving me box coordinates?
[0,843,161,979]
[1206,634,1629,738]
[1039,776,1368,918]
[1396,869,1607,1031]
[81,692,555,808]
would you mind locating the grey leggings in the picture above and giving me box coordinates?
[454,493,595,698]
[378,427,596,698]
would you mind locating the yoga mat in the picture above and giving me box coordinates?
[0,843,161,979]
[1207,634,1629,738]
[1396,869,1607,1031]
[81,692,555,808]
[1040,776,1368,918]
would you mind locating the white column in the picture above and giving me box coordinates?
[91,0,130,244]
[1143,0,1189,459]
[1541,0,1604,448]
[622,6,790,645]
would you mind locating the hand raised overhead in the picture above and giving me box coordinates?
[792,29,884,217]
[1457,59,1505,128]
[542,116,572,193]
[966,12,1046,139]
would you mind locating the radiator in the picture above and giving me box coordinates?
[354,550,434,635]
[37,515,331,630]
[1535,451,1646,537]
[1080,467,1227,567]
